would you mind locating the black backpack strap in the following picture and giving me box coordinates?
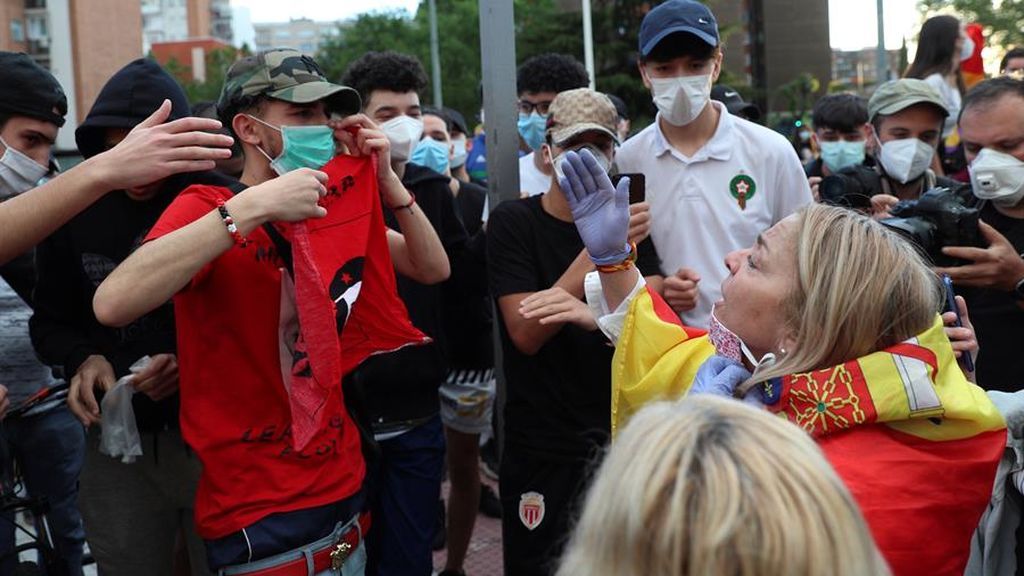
[225,181,294,277]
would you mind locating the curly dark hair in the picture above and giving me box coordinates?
[516,53,589,96]
[340,51,428,110]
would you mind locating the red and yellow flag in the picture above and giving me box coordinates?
[612,289,1006,576]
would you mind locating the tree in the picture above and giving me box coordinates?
[314,0,751,130]
[919,0,1024,48]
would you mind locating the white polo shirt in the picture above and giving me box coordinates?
[615,101,812,328]
[519,152,552,197]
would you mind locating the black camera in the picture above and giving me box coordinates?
[880,188,983,267]
[819,165,883,210]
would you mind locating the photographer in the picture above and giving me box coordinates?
[805,93,872,199]
[936,77,1024,391]
[822,79,968,214]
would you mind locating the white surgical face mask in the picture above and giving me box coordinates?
[969,148,1024,208]
[381,115,424,163]
[0,136,49,197]
[552,144,612,181]
[878,137,935,184]
[707,303,777,369]
[450,135,468,169]
[648,73,712,127]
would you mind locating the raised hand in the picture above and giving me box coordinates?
[557,149,631,265]
[90,100,234,191]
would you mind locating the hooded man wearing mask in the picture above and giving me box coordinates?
[614,0,812,328]
[29,58,239,576]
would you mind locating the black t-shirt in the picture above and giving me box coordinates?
[487,195,660,458]
[388,163,469,355]
[958,202,1024,392]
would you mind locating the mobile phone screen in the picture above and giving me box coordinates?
[611,173,646,204]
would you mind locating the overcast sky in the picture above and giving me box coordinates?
[230,0,922,51]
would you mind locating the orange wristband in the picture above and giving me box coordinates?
[595,242,637,273]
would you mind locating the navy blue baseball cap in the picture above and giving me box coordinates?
[639,0,719,57]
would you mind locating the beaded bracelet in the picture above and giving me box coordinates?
[216,199,248,247]
[388,192,417,214]
[595,242,637,273]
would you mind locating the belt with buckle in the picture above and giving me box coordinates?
[226,512,371,576]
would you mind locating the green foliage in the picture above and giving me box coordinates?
[775,72,820,117]
[919,0,1024,48]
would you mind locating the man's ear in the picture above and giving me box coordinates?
[638,61,652,90]
[711,50,724,83]
[464,136,474,154]
[809,132,820,155]
[232,113,262,147]
[540,143,555,169]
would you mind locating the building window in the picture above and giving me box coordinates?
[10,20,24,43]
[26,16,47,41]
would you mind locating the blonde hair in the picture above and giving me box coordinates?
[557,396,890,576]
[744,203,943,390]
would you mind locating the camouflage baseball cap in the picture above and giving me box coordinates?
[546,88,620,146]
[217,48,360,117]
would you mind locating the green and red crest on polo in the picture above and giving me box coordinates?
[729,173,756,210]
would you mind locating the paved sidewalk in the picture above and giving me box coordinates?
[433,478,504,576]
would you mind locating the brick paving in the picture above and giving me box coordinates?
[433,478,504,576]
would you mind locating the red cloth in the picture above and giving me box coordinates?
[821,426,1004,576]
[285,154,428,449]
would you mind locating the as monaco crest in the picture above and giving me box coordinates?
[518,492,545,531]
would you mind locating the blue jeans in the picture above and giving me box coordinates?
[0,405,86,576]
[205,494,365,571]
[365,416,445,576]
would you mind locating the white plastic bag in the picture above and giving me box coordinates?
[99,356,151,463]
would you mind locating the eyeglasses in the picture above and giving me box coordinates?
[517,99,553,116]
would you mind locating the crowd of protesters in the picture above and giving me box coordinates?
[2,0,1024,575]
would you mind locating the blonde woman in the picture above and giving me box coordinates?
[557,396,890,576]
[528,149,1007,576]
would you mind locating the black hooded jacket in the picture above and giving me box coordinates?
[29,58,234,433]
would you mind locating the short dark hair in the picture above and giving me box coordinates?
[811,93,868,133]
[1000,47,1024,73]
[960,76,1024,123]
[340,51,428,110]
[217,94,267,141]
[421,106,452,131]
[516,53,589,96]
[640,32,717,64]
[0,112,10,132]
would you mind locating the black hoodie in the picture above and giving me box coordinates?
[30,58,234,433]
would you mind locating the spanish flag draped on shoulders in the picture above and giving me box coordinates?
[586,273,1007,576]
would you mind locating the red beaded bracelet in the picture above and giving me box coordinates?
[216,199,248,247]
[388,192,417,213]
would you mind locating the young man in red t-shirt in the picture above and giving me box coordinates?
[92,49,450,575]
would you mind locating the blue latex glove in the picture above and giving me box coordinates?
[557,149,632,265]
[691,355,764,408]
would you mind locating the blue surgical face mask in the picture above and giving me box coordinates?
[518,112,548,151]
[410,138,451,175]
[450,136,468,169]
[819,140,866,173]
[247,115,335,175]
